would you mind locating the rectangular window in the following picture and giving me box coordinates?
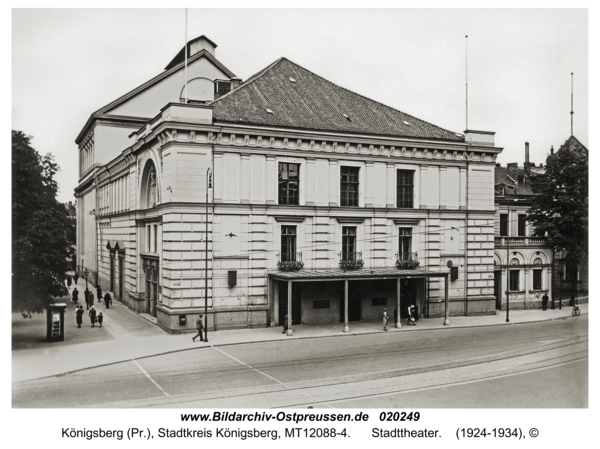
[278,163,300,205]
[371,297,387,306]
[281,226,297,262]
[565,263,579,282]
[342,226,357,260]
[509,270,520,291]
[533,269,542,290]
[399,228,412,260]
[313,300,330,309]
[153,225,158,253]
[396,170,414,208]
[146,225,151,252]
[340,166,360,207]
[500,214,508,236]
[518,214,527,236]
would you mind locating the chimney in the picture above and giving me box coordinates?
[550,145,554,155]
[524,142,530,176]
[230,77,242,90]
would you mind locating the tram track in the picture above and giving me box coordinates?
[94,336,587,408]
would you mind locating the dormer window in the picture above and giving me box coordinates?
[214,80,232,99]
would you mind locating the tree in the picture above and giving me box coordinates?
[528,136,588,305]
[12,131,74,315]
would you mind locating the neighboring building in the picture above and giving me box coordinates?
[493,143,553,310]
[75,36,503,333]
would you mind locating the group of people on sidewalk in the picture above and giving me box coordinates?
[70,282,112,329]
[383,304,419,331]
[74,305,103,328]
[70,285,113,310]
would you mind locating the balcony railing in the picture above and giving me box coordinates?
[339,251,364,269]
[277,252,304,271]
[495,236,549,247]
[396,252,420,269]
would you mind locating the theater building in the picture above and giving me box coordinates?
[74,36,503,333]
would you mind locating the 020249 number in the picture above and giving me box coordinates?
[379,412,420,422]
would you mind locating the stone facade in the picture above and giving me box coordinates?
[75,36,503,333]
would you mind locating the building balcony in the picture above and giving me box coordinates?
[396,252,420,269]
[339,251,364,269]
[495,236,549,247]
[277,252,304,271]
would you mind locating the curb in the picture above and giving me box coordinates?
[19,311,586,383]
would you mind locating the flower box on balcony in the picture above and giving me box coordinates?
[339,259,364,270]
[396,259,420,269]
[277,260,304,271]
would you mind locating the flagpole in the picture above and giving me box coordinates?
[184,8,188,103]
[570,72,574,136]
[465,35,468,130]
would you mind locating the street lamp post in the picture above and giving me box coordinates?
[84,268,89,291]
[505,185,516,323]
[204,167,212,343]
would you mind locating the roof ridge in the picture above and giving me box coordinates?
[278,57,461,138]
[208,57,286,106]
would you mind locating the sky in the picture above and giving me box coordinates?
[12,8,589,204]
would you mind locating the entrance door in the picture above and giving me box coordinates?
[494,270,502,309]
[118,254,124,300]
[340,281,362,322]
[109,253,115,292]
[279,281,302,325]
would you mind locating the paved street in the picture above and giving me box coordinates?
[12,314,587,408]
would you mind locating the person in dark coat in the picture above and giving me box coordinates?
[96,286,103,303]
[72,287,79,304]
[76,305,84,328]
[542,293,549,311]
[104,292,112,309]
[192,314,204,342]
[84,289,91,310]
[413,304,419,322]
[89,306,97,327]
[97,312,103,328]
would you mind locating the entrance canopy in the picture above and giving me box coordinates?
[269,268,451,336]
[269,267,448,283]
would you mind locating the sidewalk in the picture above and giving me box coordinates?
[12,292,588,383]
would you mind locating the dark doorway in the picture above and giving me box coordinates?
[279,281,302,325]
[340,281,362,322]
[400,279,417,318]
[494,270,502,309]
[109,253,115,292]
[118,254,124,300]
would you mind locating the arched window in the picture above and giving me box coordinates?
[533,257,543,265]
[510,258,519,265]
[139,159,159,209]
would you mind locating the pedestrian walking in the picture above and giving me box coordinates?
[76,305,84,328]
[282,313,289,334]
[383,308,388,331]
[67,276,72,288]
[192,314,204,342]
[97,285,103,303]
[542,293,549,311]
[72,287,79,304]
[89,306,97,328]
[104,292,112,309]
[97,312,103,328]
[84,289,91,310]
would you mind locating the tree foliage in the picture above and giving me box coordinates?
[528,137,588,303]
[12,131,75,314]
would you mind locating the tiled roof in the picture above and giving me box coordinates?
[494,166,534,195]
[210,58,464,142]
